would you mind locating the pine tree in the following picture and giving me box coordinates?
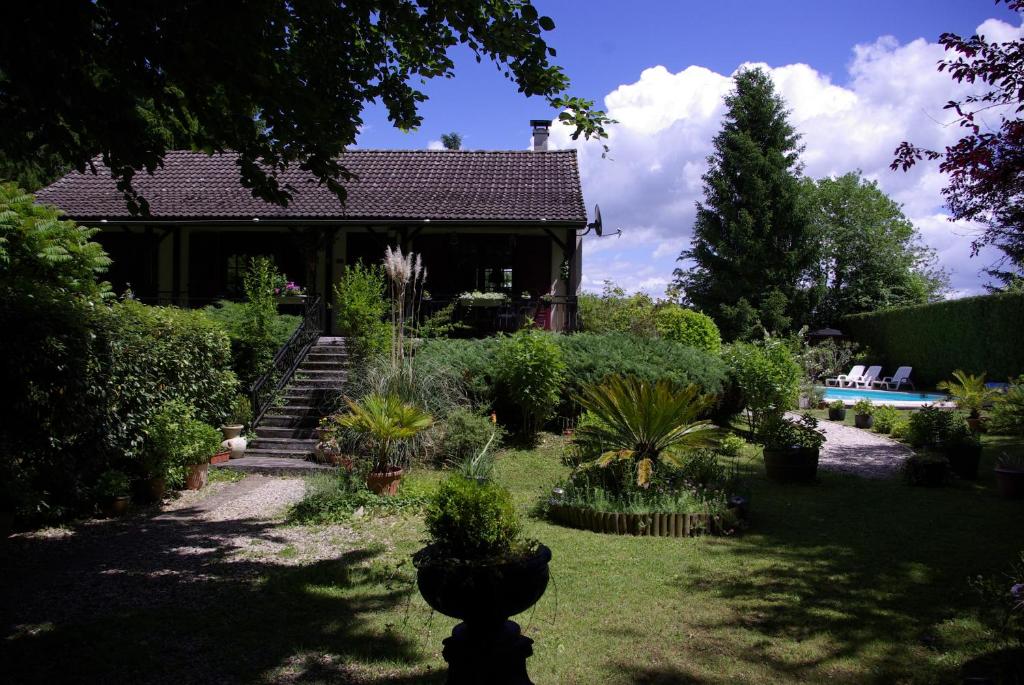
[673,68,814,340]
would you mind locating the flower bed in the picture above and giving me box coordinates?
[548,503,736,537]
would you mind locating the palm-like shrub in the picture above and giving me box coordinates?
[937,369,995,419]
[337,393,432,473]
[574,375,720,489]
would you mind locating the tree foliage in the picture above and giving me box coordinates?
[892,0,1024,289]
[440,132,463,150]
[674,68,814,340]
[0,1,611,211]
[803,171,948,324]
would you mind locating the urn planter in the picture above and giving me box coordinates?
[413,544,552,685]
[366,467,403,496]
[854,414,874,430]
[102,496,130,518]
[220,424,244,440]
[828,407,847,421]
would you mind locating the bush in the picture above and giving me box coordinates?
[906,406,955,448]
[872,405,899,434]
[578,281,657,335]
[94,469,131,498]
[414,337,502,407]
[902,453,950,486]
[843,292,1024,387]
[989,377,1024,436]
[799,338,866,383]
[202,300,300,387]
[717,433,747,459]
[240,256,287,384]
[424,476,522,559]
[288,471,430,524]
[440,408,503,466]
[495,328,566,434]
[725,339,801,431]
[145,399,223,488]
[334,261,390,357]
[852,399,874,417]
[654,306,721,354]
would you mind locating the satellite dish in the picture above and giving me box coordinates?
[589,204,603,236]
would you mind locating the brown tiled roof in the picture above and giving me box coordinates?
[35,149,586,225]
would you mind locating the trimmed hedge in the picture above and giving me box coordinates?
[415,332,728,419]
[842,293,1024,387]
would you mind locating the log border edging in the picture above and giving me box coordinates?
[547,504,733,537]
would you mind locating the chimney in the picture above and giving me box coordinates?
[530,119,550,151]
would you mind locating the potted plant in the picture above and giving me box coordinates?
[337,393,432,495]
[937,370,995,432]
[853,399,874,429]
[147,400,223,491]
[995,454,1024,499]
[96,469,131,517]
[273,276,307,304]
[943,414,983,480]
[827,399,847,421]
[798,382,825,410]
[221,394,250,440]
[413,476,550,683]
[759,413,826,483]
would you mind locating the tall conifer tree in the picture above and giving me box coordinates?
[674,68,814,340]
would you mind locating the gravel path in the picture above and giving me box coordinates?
[1,475,361,637]
[789,413,913,479]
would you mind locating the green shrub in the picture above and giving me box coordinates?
[495,328,566,434]
[424,476,522,559]
[578,281,657,335]
[554,469,728,516]
[757,413,826,450]
[852,399,874,417]
[334,261,390,357]
[717,433,747,459]
[902,453,950,486]
[872,405,899,434]
[798,338,867,383]
[440,408,503,466]
[94,469,130,498]
[145,400,223,488]
[906,406,955,448]
[843,293,1024,387]
[989,377,1024,436]
[288,471,429,524]
[725,339,801,431]
[654,306,721,354]
[202,300,300,387]
[240,256,287,384]
[890,416,911,440]
[414,337,502,407]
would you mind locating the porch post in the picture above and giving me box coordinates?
[323,226,337,333]
[171,225,182,306]
[565,228,578,331]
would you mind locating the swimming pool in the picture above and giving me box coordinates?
[821,386,951,407]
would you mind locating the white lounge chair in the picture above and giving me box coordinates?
[826,365,865,387]
[874,366,915,391]
[851,365,882,388]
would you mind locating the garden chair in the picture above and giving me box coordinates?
[851,365,882,388]
[826,365,865,387]
[874,366,915,391]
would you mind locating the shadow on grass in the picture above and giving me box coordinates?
[0,502,443,684]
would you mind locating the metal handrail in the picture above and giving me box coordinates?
[248,295,323,427]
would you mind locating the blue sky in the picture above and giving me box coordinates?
[357,1,1022,298]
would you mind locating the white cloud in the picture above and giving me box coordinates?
[553,16,1024,297]
[427,140,444,150]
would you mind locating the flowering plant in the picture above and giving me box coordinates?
[273,278,305,297]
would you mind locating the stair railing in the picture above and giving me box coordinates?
[249,295,324,427]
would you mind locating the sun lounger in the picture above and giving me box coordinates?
[826,365,865,387]
[851,365,882,388]
[874,366,915,391]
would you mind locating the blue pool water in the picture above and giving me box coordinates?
[822,387,949,404]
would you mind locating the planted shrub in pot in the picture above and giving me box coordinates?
[146,400,223,491]
[937,369,995,432]
[943,414,983,480]
[827,399,847,421]
[902,453,949,487]
[995,454,1024,499]
[759,413,826,483]
[413,476,549,685]
[853,399,874,429]
[96,469,131,517]
[220,395,251,461]
[336,393,432,495]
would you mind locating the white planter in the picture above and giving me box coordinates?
[222,435,248,459]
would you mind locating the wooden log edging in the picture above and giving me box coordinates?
[547,504,733,537]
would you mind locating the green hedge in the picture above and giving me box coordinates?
[415,332,727,418]
[842,293,1024,387]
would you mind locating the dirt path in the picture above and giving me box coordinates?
[1,475,359,638]
[789,414,914,479]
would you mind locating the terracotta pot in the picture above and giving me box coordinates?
[220,424,243,440]
[854,414,873,429]
[185,463,209,490]
[995,468,1024,499]
[210,449,231,465]
[328,454,354,471]
[223,435,247,459]
[967,417,986,434]
[102,496,130,517]
[763,446,820,483]
[828,408,847,421]
[135,476,166,503]
[366,467,403,496]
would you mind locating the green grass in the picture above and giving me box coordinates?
[4,432,1023,683]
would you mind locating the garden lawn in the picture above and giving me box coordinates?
[3,432,1023,684]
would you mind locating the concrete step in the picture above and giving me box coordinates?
[243,447,316,460]
[290,379,346,389]
[265,404,317,415]
[306,352,348,361]
[255,426,316,439]
[260,414,321,428]
[295,369,347,379]
[249,436,318,448]
[300,361,347,370]
[215,457,334,475]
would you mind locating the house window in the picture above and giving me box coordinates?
[481,267,513,293]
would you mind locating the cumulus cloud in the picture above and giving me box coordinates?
[552,16,1024,296]
[427,140,444,150]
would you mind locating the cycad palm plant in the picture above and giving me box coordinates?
[574,375,720,488]
[937,369,995,419]
[337,393,433,473]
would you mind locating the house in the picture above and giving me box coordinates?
[36,121,587,332]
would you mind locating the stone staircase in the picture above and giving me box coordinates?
[243,336,349,462]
